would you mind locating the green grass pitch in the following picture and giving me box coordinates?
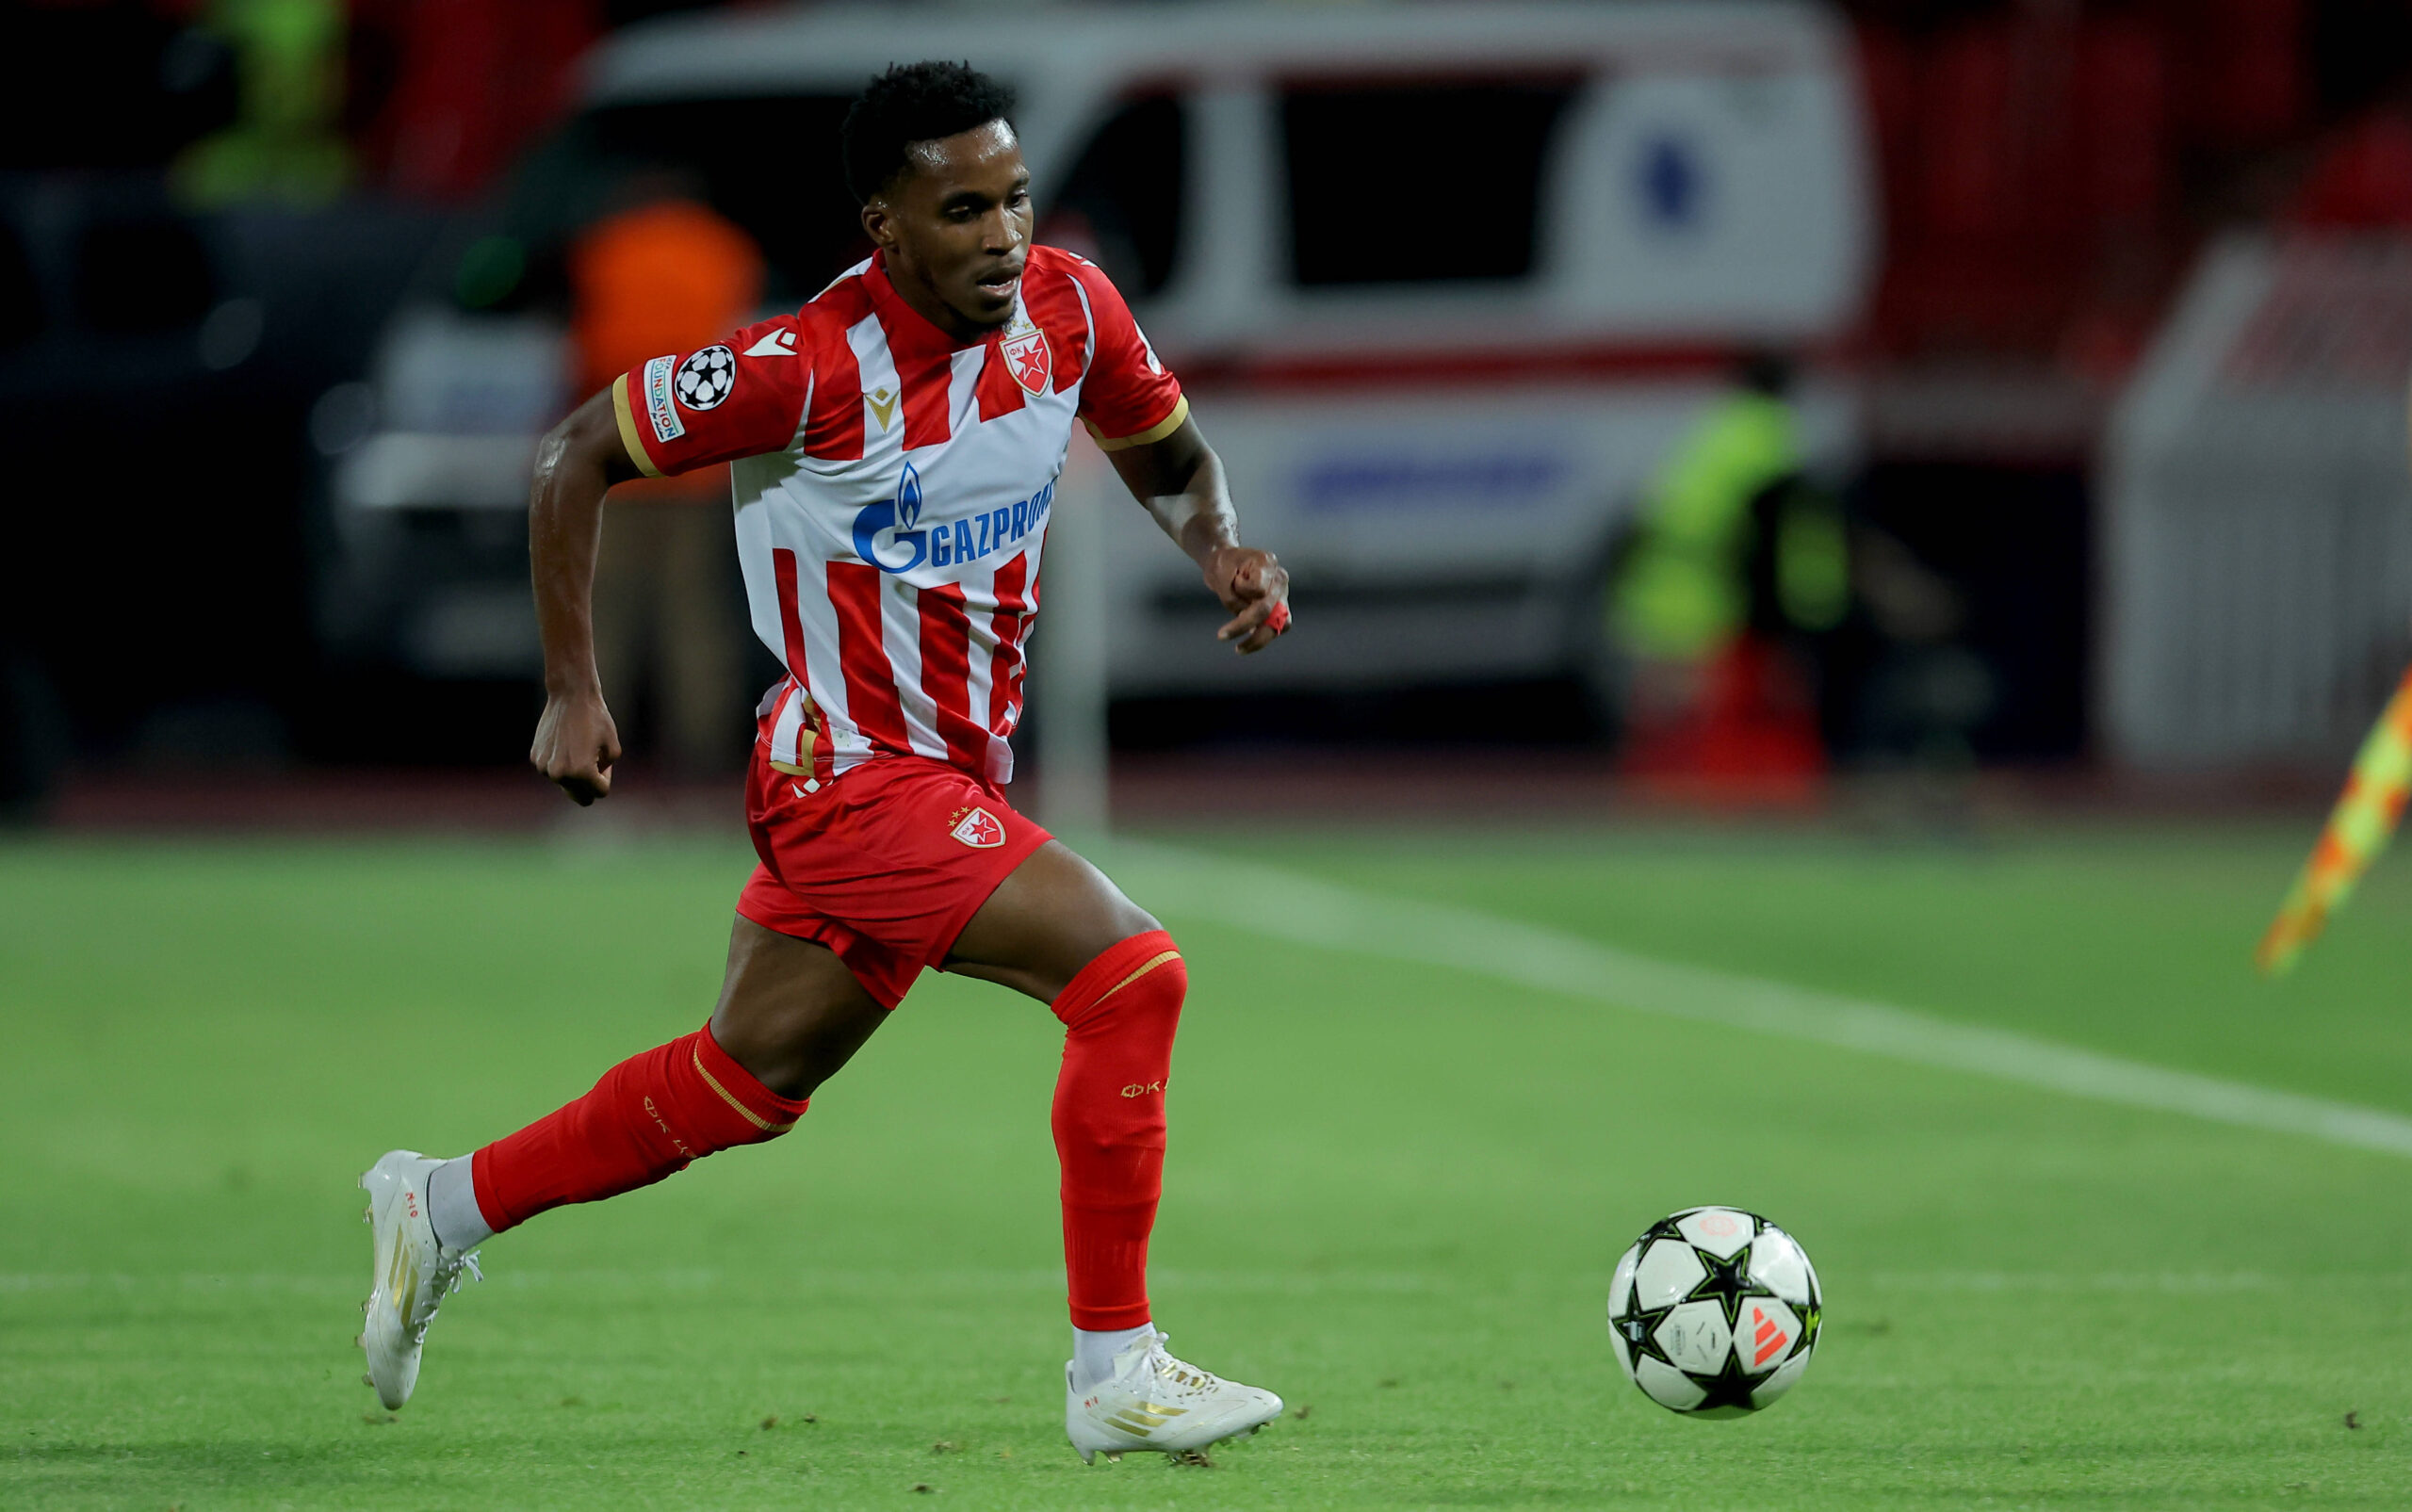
[6,821,2412,1508]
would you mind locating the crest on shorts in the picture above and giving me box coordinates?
[1001,323,1051,397]
[950,806,1005,849]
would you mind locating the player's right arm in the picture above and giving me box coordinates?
[527,389,642,806]
[528,321,818,805]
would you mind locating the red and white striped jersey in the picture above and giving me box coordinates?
[609,246,1185,788]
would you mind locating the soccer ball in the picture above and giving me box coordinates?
[1606,1206,1821,1418]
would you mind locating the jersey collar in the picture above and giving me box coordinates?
[865,251,1009,356]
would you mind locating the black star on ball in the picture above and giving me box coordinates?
[1685,1244,1776,1329]
[1684,1345,1767,1414]
[1618,1306,1672,1368]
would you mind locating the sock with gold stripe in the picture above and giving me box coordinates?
[467,1024,808,1235]
[1051,929,1185,1334]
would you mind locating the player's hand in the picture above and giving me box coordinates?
[530,690,622,805]
[1204,546,1291,655]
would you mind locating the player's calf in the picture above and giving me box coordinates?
[464,1023,809,1235]
[1047,938,1285,1460]
[1051,929,1185,1340]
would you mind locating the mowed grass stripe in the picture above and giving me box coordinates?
[1111,838,2412,1161]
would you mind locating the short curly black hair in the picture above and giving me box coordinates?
[840,61,1018,204]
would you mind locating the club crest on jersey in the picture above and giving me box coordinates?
[675,345,735,410]
[950,806,1004,848]
[1002,321,1051,397]
[851,462,928,574]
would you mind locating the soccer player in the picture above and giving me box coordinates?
[356,62,1292,1463]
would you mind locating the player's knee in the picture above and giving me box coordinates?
[1062,845,1162,963]
[709,1026,826,1104]
[1053,932,1186,1033]
[1106,897,1163,944]
[629,1026,811,1162]
[1048,908,1163,1002]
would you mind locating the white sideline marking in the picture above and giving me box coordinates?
[1109,840,2412,1162]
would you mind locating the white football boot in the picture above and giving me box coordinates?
[1065,1330,1282,1463]
[356,1149,481,1410]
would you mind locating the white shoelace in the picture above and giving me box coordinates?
[1130,1336,1225,1397]
[408,1249,482,1342]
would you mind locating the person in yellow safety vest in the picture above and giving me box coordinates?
[1608,353,1849,784]
[174,0,353,207]
[1611,353,1847,660]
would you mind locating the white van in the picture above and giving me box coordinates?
[329,1,1875,703]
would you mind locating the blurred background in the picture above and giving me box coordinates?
[7,0,2412,833]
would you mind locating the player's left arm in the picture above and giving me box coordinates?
[1107,417,1290,655]
[1066,252,1289,653]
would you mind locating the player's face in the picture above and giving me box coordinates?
[864,121,1033,338]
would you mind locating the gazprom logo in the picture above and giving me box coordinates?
[852,462,928,574]
[850,463,1057,577]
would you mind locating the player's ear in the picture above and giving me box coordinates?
[860,198,893,251]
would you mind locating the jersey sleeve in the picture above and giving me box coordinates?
[609,315,810,478]
[1068,260,1187,451]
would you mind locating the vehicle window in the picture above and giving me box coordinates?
[1280,79,1578,286]
[1045,95,1186,297]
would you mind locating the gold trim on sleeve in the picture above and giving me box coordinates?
[611,373,664,479]
[1086,394,1189,452]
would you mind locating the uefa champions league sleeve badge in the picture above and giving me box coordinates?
[675,346,737,411]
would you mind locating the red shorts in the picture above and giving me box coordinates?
[735,749,1052,1009]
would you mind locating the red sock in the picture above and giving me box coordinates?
[469,1024,807,1234]
[1051,929,1185,1331]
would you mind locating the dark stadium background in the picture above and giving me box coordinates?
[6,0,2412,823]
